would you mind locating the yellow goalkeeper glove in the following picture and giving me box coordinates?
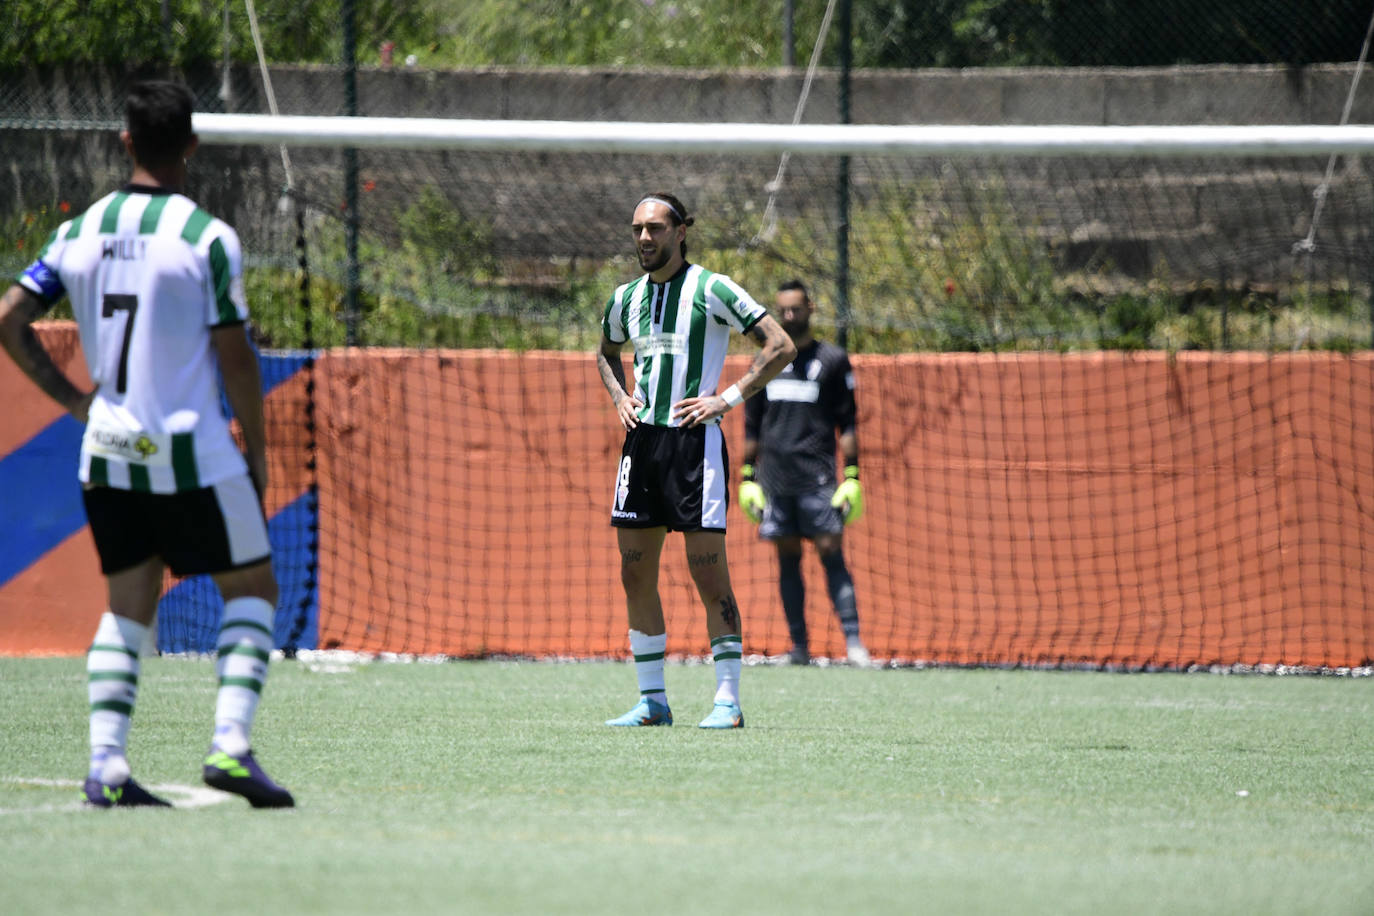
[738,464,767,523]
[830,465,864,524]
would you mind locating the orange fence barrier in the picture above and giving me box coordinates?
[3,325,1371,668]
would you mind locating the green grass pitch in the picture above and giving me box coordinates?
[2,656,1371,915]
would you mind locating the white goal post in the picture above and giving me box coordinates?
[191,113,1374,157]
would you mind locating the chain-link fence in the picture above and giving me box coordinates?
[4,62,1373,352]
[5,6,1374,665]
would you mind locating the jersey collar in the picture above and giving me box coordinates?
[121,182,177,196]
[646,261,691,286]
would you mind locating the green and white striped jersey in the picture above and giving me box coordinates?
[17,186,251,493]
[602,263,766,427]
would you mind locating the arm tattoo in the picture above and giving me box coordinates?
[725,326,773,400]
[597,345,630,404]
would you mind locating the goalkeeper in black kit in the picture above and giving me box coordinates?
[739,280,871,666]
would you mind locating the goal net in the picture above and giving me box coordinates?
[6,114,1374,670]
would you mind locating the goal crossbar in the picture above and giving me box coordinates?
[175,114,1374,157]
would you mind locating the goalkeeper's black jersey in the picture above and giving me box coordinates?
[744,339,857,495]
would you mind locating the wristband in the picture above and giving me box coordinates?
[844,465,859,480]
[741,463,756,482]
[719,384,744,408]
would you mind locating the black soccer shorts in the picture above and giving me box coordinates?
[758,486,845,540]
[82,474,272,576]
[610,422,729,532]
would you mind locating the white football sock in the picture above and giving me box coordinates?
[629,629,668,705]
[711,634,742,706]
[213,597,275,755]
[87,611,146,777]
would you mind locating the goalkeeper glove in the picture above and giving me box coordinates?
[738,464,767,523]
[830,465,864,524]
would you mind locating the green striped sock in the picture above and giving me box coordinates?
[87,612,145,763]
[213,597,275,755]
[629,629,667,705]
[711,634,742,706]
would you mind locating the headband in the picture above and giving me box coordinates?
[637,196,686,224]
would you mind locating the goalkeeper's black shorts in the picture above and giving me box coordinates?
[610,422,729,533]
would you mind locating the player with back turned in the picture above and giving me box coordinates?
[738,280,871,666]
[0,80,293,807]
[597,192,795,729]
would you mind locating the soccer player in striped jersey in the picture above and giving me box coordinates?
[0,80,293,807]
[597,192,796,729]
[738,281,871,667]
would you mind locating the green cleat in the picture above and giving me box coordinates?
[606,696,673,727]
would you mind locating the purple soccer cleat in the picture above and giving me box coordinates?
[82,776,172,808]
[202,748,295,808]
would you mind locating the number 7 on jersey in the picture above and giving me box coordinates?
[101,293,138,394]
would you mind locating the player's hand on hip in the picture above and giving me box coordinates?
[671,395,726,428]
[738,480,767,523]
[615,393,644,430]
[830,474,864,524]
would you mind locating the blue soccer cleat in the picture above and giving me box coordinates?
[203,748,295,808]
[605,696,673,727]
[82,776,172,808]
[697,702,745,729]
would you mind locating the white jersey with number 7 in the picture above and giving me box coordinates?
[18,187,251,494]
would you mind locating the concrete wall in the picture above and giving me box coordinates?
[246,64,1374,125]
[6,63,1370,125]
[3,64,1370,303]
[359,63,1368,124]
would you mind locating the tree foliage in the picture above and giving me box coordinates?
[2,0,432,69]
[3,0,1366,71]
[851,0,1370,69]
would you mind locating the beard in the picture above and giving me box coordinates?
[782,318,810,338]
[638,246,672,273]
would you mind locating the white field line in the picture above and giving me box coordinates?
[0,776,231,814]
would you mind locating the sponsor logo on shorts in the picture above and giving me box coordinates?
[612,509,640,519]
